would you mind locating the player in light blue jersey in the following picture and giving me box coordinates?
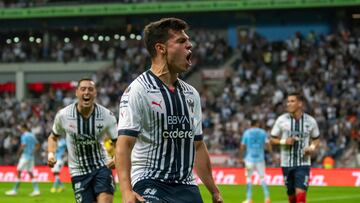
[5,123,40,196]
[240,119,272,203]
[50,138,67,193]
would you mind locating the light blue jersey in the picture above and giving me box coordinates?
[21,132,38,160]
[241,128,268,163]
[55,138,67,161]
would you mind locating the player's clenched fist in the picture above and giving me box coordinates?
[47,152,57,168]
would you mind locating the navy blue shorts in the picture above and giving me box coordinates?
[133,179,203,203]
[282,166,310,195]
[71,167,115,203]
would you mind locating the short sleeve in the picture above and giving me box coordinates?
[193,90,203,141]
[117,85,142,137]
[241,131,247,145]
[106,110,118,140]
[52,112,65,137]
[271,117,281,138]
[311,118,320,139]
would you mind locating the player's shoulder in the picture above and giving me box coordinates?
[94,103,116,118]
[303,113,317,123]
[124,71,151,95]
[276,113,291,121]
[178,79,200,96]
[56,103,77,118]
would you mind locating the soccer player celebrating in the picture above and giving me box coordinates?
[50,137,66,193]
[116,18,223,203]
[48,78,117,203]
[270,92,320,203]
[5,123,40,196]
[239,119,271,203]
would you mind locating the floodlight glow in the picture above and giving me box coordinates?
[120,36,126,41]
[6,39,11,44]
[36,38,42,43]
[29,36,35,42]
[114,34,120,40]
[130,33,135,39]
[89,36,95,42]
[82,35,89,40]
[136,35,142,40]
[64,37,70,43]
[13,37,20,43]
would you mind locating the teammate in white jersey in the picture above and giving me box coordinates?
[270,92,320,203]
[5,123,40,196]
[48,78,118,203]
[240,119,271,203]
[116,18,223,203]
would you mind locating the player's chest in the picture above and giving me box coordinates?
[145,89,196,116]
[279,120,312,137]
[64,118,106,139]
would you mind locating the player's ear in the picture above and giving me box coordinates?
[155,43,166,55]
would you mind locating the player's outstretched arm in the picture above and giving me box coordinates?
[195,141,223,203]
[47,133,58,168]
[115,136,145,203]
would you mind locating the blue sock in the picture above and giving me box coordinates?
[246,183,252,200]
[32,179,39,192]
[261,180,270,198]
[53,176,60,188]
[13,179,20,191]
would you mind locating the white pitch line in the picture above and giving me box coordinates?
[272,194,360,203]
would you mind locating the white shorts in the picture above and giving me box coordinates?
[51,159,64,173]
[17,157,34,172]
[245,161,266,178]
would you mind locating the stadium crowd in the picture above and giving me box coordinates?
[0,29,359,169]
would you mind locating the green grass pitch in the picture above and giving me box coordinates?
[0,182,359,202]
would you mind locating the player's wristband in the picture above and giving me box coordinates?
[280,138,287,145]
[48,152,55,160]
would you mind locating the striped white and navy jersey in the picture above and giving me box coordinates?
[52,103,117,177]
[271,113,320,167]
[118,70,203,186]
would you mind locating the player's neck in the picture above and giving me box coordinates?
[150,62,178,89]
[290,111,303,120]
[77,105,94,119]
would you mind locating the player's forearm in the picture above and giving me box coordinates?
[115,136,134,194]
[48,133,58,153]
[270,137,281,145]
[195,142,220,195]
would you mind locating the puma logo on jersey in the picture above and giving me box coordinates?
[151,100,162,109]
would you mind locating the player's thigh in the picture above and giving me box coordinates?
[245,161,255,177]
[294,166,310,191]
[93,167,115,196]
[282,167,295,195]
[133,179,173,203]
[97,192,113,203]
[168,184,203,203]
[254,162,266,178]
[71,174,95,203]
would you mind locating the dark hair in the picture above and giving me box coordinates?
[77,77,94,88]
[287,91,305,102]
[18,122,29,131]
[143,17,188,58]
[250,118,259,126]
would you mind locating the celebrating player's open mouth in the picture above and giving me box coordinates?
[186,51,192,66]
